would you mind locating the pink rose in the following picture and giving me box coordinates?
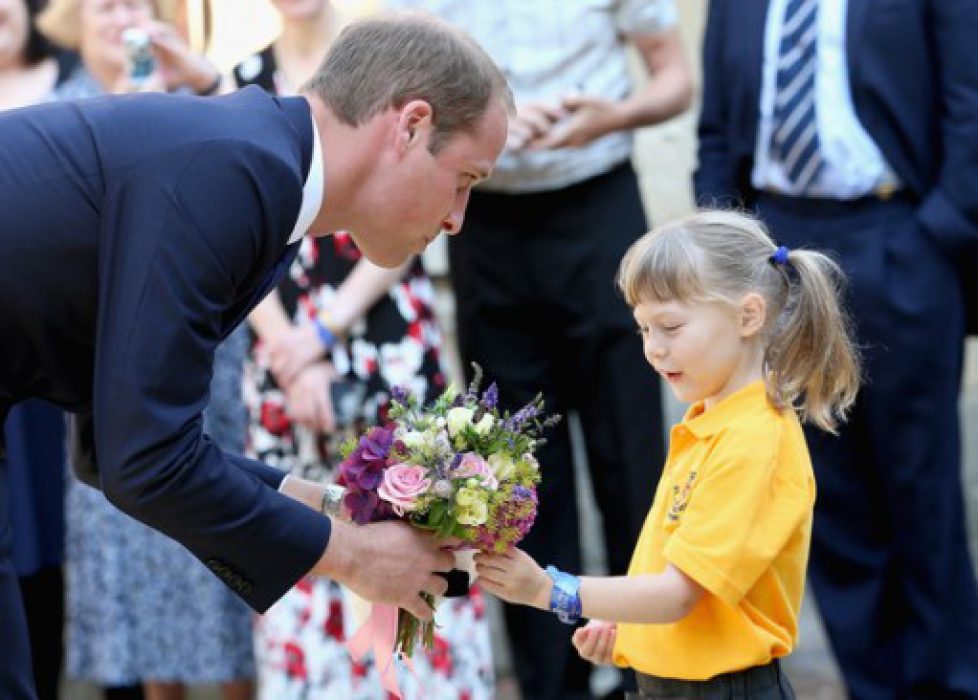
[378,464,431,515]
[453,452,498,490]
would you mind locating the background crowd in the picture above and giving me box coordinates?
[2,0,976,699]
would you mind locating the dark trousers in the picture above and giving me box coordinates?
[757,194,978,699]
[450,163,666,699]
[0,455,38,700]
[630,660,795,700]
[17,567,63,700]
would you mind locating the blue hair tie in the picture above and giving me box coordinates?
[770,245,791,266]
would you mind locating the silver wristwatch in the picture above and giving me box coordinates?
[319,484,347,519]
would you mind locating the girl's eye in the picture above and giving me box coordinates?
[662,325,682,333]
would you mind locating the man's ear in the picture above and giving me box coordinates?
[739,292,767,338]
[395,99,435,152]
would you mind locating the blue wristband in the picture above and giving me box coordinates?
[313,319,336,351]
[545,565,582,625]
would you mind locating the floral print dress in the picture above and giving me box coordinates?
[244,232,494,699]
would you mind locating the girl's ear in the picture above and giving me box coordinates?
[739,292,767,338]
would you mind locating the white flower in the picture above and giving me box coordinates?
[399,430,427,450]
[446,406,475,437]
[456,500,489,526]
[488,453,516,481]
[520,453,540,472]
[473,413,494,436]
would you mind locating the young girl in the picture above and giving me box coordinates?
[474,209,861,698]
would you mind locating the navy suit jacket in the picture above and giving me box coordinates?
[0,87,331,612]
[695,0,978,264]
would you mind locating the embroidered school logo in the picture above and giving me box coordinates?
[666,470,698,522]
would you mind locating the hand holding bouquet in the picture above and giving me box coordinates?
[337,365,560,659]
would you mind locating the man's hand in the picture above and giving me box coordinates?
[572,620,617,665]
[267,323,326,388]
[314,519,454,621]
[284,361,336,434]
[474,548,552,610]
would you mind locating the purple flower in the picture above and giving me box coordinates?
[474,484,538,551]
[356,463,385,491]
[344,489,380,525]
[513,485,533,500]
[391,386,409,404]
[360,425,395,461]
[481,382,498,409]
[449,453,463,472]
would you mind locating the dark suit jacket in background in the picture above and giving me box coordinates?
[695,0,978,330]
[0,87,330,612]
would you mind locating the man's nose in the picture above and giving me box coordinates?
[442,214,463,235]
[443,189,471,235]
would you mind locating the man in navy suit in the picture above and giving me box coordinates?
[0,13,510,699]
[696,1,978,697]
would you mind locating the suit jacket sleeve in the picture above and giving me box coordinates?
[694,0,741,206]
[917,0,978,255]
[91,140,330,613]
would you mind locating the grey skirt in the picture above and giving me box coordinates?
[628,660,796,700]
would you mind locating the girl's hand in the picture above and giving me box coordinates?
[474,548,552,610]
[572,620,617,666]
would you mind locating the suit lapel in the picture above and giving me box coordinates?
[221,242,302,340]
[743,0,772,155]
[846,0,870,90]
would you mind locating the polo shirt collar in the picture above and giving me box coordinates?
[682,380,770,438]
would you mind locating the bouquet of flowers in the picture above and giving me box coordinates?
[337,364,560,659]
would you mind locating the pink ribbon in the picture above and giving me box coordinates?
[346,603,402,698]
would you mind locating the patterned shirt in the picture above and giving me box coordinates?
[385,0,678,192]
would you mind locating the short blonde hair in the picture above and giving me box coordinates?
[37,0,159,50]
[618,209,861,433]
[303,11,513,154]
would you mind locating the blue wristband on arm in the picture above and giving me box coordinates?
[546,565,582,624]
[313,319,336,351]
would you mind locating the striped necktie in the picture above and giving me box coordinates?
[770,0,823,193]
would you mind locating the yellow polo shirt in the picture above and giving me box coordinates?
[613,381,815,680]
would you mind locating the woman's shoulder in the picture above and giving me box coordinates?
[54,50,80,88]
[50,65,102,101]
[232,44,278,92]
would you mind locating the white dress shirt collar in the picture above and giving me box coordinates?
[289,112,324,244]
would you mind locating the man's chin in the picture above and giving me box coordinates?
[348,231,409,268]
[363,246,410,269]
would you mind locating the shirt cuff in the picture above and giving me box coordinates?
[278,474,291,494]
